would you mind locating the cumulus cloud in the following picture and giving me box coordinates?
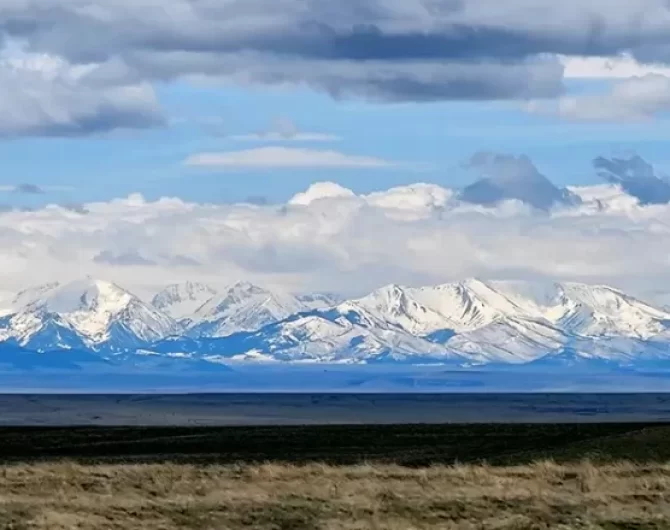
[184,146,398,170]
[459,152,578,210]
[593,154,670,205]
[289,182,357,205]
[528,74,670,121]
[0,50,164,137]
[0,175,670,305]
[231,117,340,143]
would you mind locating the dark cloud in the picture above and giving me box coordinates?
[8,0,662,104]
[460,151,579,210]
[594,154,670,205]
[5,1,669,63]
[1,0,670,114]
[0,54,165,138]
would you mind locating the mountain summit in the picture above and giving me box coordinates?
[0,278,177,351]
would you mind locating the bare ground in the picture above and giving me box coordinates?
[0,460,669,529]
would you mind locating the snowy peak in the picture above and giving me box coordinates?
[188,281,320,338]
[33,278,132,315]
[0,278,178,349]
[334,278,670,354]
[10,282,61,311]
[340,279,525,335]
[552,283,670,338]
[151,282,218,320]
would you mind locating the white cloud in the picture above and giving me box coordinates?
[1,181,670,306]
[562,54,670,79]
[527,74,670,122]
[289,182,357,205]
[184,147,398,170]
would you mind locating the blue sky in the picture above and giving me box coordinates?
[4,78,670,208]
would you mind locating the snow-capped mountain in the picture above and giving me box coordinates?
[0,278,178,351]
[1,277,670,367]
[145,279,670,365]
[181,281,336,338]
[151,282,218,322]
[147,309,463,364]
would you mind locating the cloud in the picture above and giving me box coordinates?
[593,154,670,205]
[5,1,670,65]
[184,146,398,170]
[10,0,670,115]
[0,1,580,103]
[93,250,156,266]
[1,165,670,305]
[562,54,670,79]
[7,0,670,120]
[289,182,357,205]
[459,152,578,210]
[0,49,164,137]
[231,117,340,143]
[527,74,670,122]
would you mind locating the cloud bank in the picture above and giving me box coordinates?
[1,173,670,307]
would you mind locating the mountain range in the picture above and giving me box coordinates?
[1,277,670,370]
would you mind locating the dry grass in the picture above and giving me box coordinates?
[0,460,668,529]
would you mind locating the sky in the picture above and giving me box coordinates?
[4,0,670,302]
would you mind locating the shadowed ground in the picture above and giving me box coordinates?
[1,423,670,465]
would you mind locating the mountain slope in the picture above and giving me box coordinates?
[184,282,335,338]
[147,309,465,364]
[151,282,218,322]
[0,279,178,351]
[149,279,670,365]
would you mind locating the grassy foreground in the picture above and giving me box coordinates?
[1,424,670,528]
[0,460,669,529]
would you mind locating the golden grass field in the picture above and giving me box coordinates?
[0,460,668,529]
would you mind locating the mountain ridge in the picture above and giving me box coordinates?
[0,277,670,368]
